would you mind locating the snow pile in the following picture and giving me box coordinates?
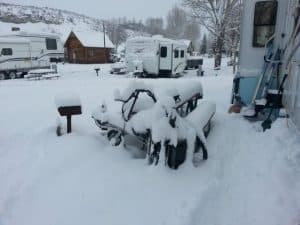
[55,94,81,108]
[186,101,216,134]
[177,81,203,101]
[116,81,154,101]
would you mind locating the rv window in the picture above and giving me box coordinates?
[181,50,185,58]
[174,50,179,58]
[46,38,57,50]
[253,1,278,47]
[1,48,13,56]
[160,47,167,58]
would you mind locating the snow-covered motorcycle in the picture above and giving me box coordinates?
[92,81,216,169]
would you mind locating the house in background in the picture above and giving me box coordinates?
[64,31,114,64]
[180,39,194,54]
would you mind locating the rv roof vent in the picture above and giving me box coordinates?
[11,27,20,32]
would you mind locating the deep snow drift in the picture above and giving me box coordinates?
[0,58,300,225]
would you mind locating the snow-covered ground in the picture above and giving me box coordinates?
[1,58,300,225]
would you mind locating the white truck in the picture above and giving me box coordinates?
[0,31,64,80]
[125,36,187,77]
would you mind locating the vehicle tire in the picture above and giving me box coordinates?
[9,71,17,79]
[107,130,122,146]
[166,140,187,169]
[0,73,6,80]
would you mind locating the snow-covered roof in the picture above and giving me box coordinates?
[70,31,114,49]
[127,36,186,47]
[179,39,192,47]
[0,37,30,43]
[0,31,61,39]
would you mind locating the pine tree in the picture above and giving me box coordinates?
[200,34,208,54]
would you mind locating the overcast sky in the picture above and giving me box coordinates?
[3,0,181,20]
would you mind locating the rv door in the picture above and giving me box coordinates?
[159,44,172,71]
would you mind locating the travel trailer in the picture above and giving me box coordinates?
[125,36,187,77]
[0,31,64,80]
[231,0,300,130]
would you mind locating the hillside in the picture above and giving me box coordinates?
[0,2,148,43]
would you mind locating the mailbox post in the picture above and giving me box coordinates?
[94,68,100,76]
[56,96,82,134]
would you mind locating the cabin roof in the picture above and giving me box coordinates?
[68,31,114,49]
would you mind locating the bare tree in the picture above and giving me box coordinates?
[183,0,242,69]
[145,17,164,35]
[105,19,128,50]
[200,34,208,54]
[166,5,187,39]
[184,20,200,44]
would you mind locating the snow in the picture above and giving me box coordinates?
[187,55,203,60]
[186,101,216,131]
[0,57,300,225]
[71,31,114,48]
[55,94,81,108]
[128,35,186,47]
[28,69,56,74]
[179,39,192,47]
[111,62,126,70]
[0,31,61,39]
[255,98,267,106]
[175,81,203,101]
[241,105,256,117]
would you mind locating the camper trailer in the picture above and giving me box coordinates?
[0,31,64,80]
[231,0,300,130]
[125,36,187,77]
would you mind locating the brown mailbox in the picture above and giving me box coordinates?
[57,105,82,133]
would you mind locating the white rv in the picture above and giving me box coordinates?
[0,31,64,80]
[232,0,300,129]
[125,36,187,77]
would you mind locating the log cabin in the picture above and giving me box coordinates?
[64,31,114,64]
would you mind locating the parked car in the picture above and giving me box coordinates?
[110,61,127,74]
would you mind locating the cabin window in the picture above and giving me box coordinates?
[181,50,185,58]
[1,48,13,56]
[253,1,278,47]
[174,50,179,58]
[46,38,57,50]
[160,47,167,58]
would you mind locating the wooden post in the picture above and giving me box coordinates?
[67,115,72,133]
[103,22,107,64]
[57,105,82,135]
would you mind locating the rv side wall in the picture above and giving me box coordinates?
[237,0,289,104]
[283,0,300,130]
[0,42,31,72]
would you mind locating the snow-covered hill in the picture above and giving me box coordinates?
[0,2,148,42]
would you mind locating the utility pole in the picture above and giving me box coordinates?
[103,22,107,64]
